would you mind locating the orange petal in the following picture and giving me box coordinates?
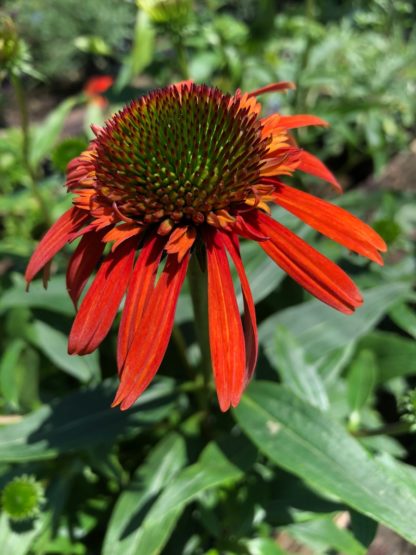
[278,114,329,129]
[231,214,270,241]
[113,252,190,410]
[66,228,108,307]
[68,237,137,355]
[272,182,386,264]
[204,228,246,411]
[297,150,343,192]
[248,81,296,98]
[165,225,196,262]
[117,235,165,371]
[247,211,363,314]
[221,232,258,381]
[103,223,144,251]
[25,207,90,286]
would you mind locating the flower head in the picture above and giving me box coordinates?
[26,81,387,412]
[1,475,45,521]
[83,75,113,107]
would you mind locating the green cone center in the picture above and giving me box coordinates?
[94,84,269,224]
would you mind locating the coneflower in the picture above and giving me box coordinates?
[26,81,386,411]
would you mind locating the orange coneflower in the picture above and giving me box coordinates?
[25,81,386,411]
[83,75,114,107]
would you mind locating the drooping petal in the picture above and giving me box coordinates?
[66,228,108,307]
[297,150,343,192]
[271,182,387,264]
[25,207,90,286]
[68,237,137,355]
[278,114,329,129]
[113,252,190,410]
[247,211,363,314]
[204,228,246,411]
[117,235,165,371]
[221,232,258,381]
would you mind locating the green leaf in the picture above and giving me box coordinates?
[0,339,25,404]
[30,97,80,166]
[245,537,289,555]
[51,137,88,173]
[316,343,355,385]
[359,332,416,382]
[0,378,176,462]
[285,515,366,555]
[115,11,155,91]
[28,320,100,383]
[128,439,251,555]
[274,326,329,410]
[239,241,284,305]
[103,433,187,555]
[234,382,416,544]
[349,511,378,549]
[0,277,74,317]
[0,511,44,555]
[389,302,416,339]
[259,282,411,362]
[347,350,377,412]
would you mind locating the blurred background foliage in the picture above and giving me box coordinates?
[0,0,416,554]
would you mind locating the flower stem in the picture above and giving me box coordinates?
[188,253,212,408]
[172,324,195,382]
[11,74,51,226]
[170,26,189,80]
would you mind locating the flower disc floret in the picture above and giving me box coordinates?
[93,83,270,224]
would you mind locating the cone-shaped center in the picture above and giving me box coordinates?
[93,84,269,224]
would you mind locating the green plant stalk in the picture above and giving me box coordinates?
[188,253,212,410]
[352,421,412,438]
[172,324,196,382]
[11,74,51,226]
[170,26,189,80]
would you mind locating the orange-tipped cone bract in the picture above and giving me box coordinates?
[25,81,387,412]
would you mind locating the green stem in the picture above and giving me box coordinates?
[188,253,212,408]
[171,27,189,80]
[11,74,51,226]
[352,421,412,438]
[172,324,195,382]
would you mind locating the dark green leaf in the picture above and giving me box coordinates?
[0,379,176,462]
[359,332,416,382]
[128,439,249,555]
[103,433,187,555]
[0,339,25,405]
[347,350,377,412]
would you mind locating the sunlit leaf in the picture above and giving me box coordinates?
[234,382,416,543]
[28,320,100,383]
